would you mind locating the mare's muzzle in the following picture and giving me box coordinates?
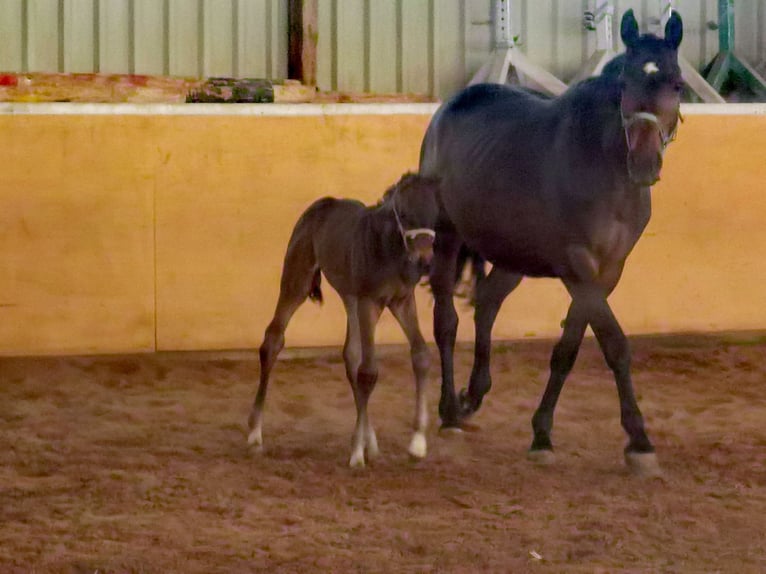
[622,111,678,187]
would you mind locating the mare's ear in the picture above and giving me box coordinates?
[620,9,640,49]
[664,11,683,50]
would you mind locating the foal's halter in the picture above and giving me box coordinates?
[620,109,680,154]
[391,194,435,251]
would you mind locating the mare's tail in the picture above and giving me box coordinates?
[308,268,323,304]
[454,245,486,305]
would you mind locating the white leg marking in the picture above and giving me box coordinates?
[408,431,427,459]
[625,451,662,477]
[365,425,380,459]
[527,449,556,465]
[349,446,366,468]
[349,412,367,468]
[247,415,263,448]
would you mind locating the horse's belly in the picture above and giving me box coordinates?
[444,188,565,277]
[473,236,561,277]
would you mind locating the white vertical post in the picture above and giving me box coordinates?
[659,0,673,28]
[659,0,726,102]
[494,0,513,49]
[594,1,614,52]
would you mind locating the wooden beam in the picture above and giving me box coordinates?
[287,0,318,86]
[301,0,318,86]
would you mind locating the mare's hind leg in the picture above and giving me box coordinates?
[247,247,318,451]
[460,268,523,418]
[346,298,383,468]
[430,228,463,429]
[528,299,589,464]
[389,293,430,460]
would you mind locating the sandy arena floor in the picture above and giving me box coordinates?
[1,332,766,573]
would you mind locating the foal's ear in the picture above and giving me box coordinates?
[620,9,640,49]
[664,11,683,50]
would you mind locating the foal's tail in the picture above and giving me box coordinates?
[308,268,323,304]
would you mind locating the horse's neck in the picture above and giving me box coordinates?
[360,206,404,263]
[561,89,628,177]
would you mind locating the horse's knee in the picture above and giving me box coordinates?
[260,322,285,362]
[411,343,430,377]
[603,336,631,375]
[357,368,378,396]
[434,298,458,342]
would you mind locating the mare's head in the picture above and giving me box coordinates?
[383,172,440,269]
[619,9,684,186]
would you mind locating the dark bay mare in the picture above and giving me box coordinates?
[247,173,439,467]
[420,10,684,476]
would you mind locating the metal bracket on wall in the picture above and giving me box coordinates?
[657,1,725,103]
[469,0,566,96]
[571,0,616,84]
[703,0,766,100]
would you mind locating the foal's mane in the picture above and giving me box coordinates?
[376,172,422,207]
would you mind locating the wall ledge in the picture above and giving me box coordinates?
[1,102,766,117]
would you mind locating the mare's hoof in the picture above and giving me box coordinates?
[438,424,464,436]
[459,421,482,433]
[527,449,556,466]
[625,451,662,477]
[408,432,428,460]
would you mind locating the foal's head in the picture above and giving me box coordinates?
[619,9,684,186]
[383,172,440,268]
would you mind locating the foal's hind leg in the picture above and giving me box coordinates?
[346,298,383,468]
[461,268,523,418]
[247,247,319,450]
[389,293,430,460]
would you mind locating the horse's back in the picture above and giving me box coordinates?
[420,84,564,274]
[421,83,554,180]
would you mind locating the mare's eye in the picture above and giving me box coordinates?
[673,81,685,93]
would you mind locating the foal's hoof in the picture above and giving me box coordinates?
[246,428,264,453]
[408,432,428,460]
[625,451,662,478]
[527,449,556,466]
[349,452,366,468]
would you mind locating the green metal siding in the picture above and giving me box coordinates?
[0,0,762,96]
[0,0,287,79]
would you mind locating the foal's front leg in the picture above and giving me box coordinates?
[346,297,383,468]
[389,293,430,460]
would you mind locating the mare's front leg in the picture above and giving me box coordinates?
[389,293,430,460]
[346,297,383,468]
[461,267,523,418]
[568,281,659,476]
[429,228,463,429]
[528,298,589,464]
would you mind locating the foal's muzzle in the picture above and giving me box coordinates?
[406,231,435,268]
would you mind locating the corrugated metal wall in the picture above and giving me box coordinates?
[0,0,763,97]
[317,0,766,98]
[0,0,288,78]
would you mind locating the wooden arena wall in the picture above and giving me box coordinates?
[0,104,765,355]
